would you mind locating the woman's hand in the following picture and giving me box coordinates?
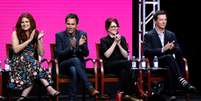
[38,30,44,40]
[115,34,121,45]
[29,29,36,42]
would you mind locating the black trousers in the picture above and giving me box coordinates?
[159,54,182,95]
[104,60,134,95]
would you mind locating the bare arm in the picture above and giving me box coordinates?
[37,32,44,56]
[117,43,128,58]
[12,31,33,53]
[116,35,128,58]
[104,41,117,58]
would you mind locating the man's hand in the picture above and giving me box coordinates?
[79,35,86,46]
[70,37,77,48]
[163,40,175,52]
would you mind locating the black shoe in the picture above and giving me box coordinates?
[162,95,176,101]
[178,77,197,93]
[0,96,6,101]
[169,95,176,101]
[123,94,142,101]
[186,84,197,93]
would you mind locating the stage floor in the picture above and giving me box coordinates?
[1,93,200,101]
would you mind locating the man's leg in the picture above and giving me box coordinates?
[159,55,196,93]
[60,60,78,100]
[70,57,99,96]
[70,58,93,89]
[60,57,93,89]
[67,66,77,101]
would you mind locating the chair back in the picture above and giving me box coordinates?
[6,44,14,60]
[50,43,62,75]
[50,43,56,59]
[96,43,101,59]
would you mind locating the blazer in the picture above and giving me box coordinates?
[144,29,182,59]
[56,30,89,63]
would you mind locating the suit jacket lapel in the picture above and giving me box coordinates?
[62,31,70,48]
[164,30,169,45]
[153,29,163,48]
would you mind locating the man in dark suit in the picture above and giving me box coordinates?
[144,10,196,100]
[56,13,99,101]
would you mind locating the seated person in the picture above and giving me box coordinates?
[8,12,60,101]
[143,10,196,100]
[100,17,135,100]
[56,13,99,101]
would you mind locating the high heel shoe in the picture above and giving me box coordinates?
[17,96,27,101]
[88,88,100,96]
[45,85,61,97]
[51,91,61,97]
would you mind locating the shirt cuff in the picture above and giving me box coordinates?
[161,47,164,53]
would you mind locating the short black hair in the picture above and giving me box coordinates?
[65,13,79,24]
[153,10,167,21]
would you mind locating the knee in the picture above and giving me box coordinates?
[69,66,77,75]
[60,57,82,68]
[71,57,83,66]
[121,60,131,70]
[164,54,175,61]
[70,57,80,63]
[69,66,76,74]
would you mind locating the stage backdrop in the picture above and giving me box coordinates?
[0,0,132,68]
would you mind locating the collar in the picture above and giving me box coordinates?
[155,28,165,36]
[65,30,77,37]
[109,33,116,38]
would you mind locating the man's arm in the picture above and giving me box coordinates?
[144,33,163,57]
[56,33,73,59]
[77,32,89,57]
[166,33,182,57]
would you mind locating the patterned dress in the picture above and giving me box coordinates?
[8,43,53,90]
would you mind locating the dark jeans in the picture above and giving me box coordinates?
[159,54,182,95]
[60,57,93,100]
[104,59,134,95]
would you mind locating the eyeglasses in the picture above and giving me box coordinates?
[109,26,119,29]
